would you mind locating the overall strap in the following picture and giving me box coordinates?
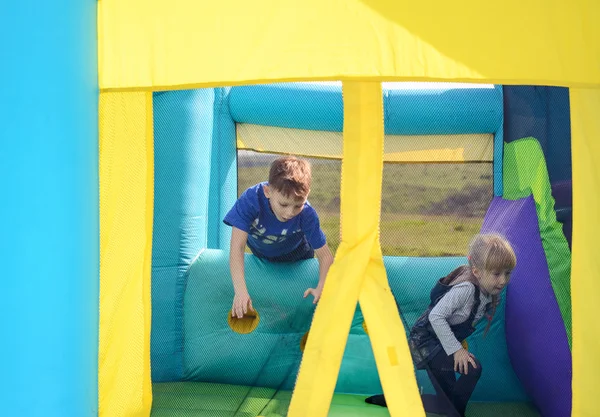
[466,284,481,325]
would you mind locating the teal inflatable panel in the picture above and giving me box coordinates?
[183,250,527,401]
[153,89,218,381]
[210,88,237,250]
[229,83,503,135]
[0,1,98,416]
[230,83,344,132]
[384,85,502,135]
[153,88,238,381]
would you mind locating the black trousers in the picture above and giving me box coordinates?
[365,350,481,416]
[424,349,482,417]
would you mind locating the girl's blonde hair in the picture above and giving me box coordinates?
[463,233,517,336]
[467,233,517,273]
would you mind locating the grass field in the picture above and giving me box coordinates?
[238,152,493,257]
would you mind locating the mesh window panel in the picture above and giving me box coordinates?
[149,82,572,417]
[380,163,492,257]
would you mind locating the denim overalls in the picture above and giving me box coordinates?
[408,272,481,369]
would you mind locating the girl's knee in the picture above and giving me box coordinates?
[469,358,482,378]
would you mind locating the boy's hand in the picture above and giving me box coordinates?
[303,286,323,304]
[453,348,477,375]
[232,291,253,318]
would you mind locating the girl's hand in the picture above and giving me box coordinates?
[303,286,323,304]
[453,348,477,375]
[232,291,253,318]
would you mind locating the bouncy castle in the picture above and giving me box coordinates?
[1,1,598,417]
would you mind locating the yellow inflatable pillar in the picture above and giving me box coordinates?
[569,88,600,417]
[99,92,154,417]
[288,82,424,417]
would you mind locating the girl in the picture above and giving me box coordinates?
[366,233,516,417]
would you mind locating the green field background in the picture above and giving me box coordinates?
[237,153,493,257]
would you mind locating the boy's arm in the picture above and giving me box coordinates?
[302,244,334,304]
[314,244,334,291]
[230,227,252,318]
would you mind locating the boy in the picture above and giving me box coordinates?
[224,156,334,319]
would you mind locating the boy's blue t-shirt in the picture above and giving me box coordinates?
[223,182,326,258]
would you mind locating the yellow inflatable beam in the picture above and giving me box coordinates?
[99,92,154,417]
[569,88,600,417]
[98,0,600,91]
[288,82,424,417]
[237,124,494,163]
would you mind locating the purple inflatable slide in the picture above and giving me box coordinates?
[481,196,571,417]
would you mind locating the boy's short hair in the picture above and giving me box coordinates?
[268,156,311,199]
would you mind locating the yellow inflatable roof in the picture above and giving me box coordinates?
[98,0,600,91]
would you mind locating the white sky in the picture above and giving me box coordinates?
[309,81,494,89]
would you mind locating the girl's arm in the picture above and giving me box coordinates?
[429,283,478,374]
[428,283,475,355]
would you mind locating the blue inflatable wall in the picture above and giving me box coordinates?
[0,1,98,416]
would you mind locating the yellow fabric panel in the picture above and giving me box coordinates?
[288,82,424,417]
[569,88,600,417]
[237,124,493,162]
[358,245,424,414]
[99,92,154,417]
[98,0,599,91]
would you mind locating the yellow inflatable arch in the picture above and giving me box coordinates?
[97,1,599,417]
